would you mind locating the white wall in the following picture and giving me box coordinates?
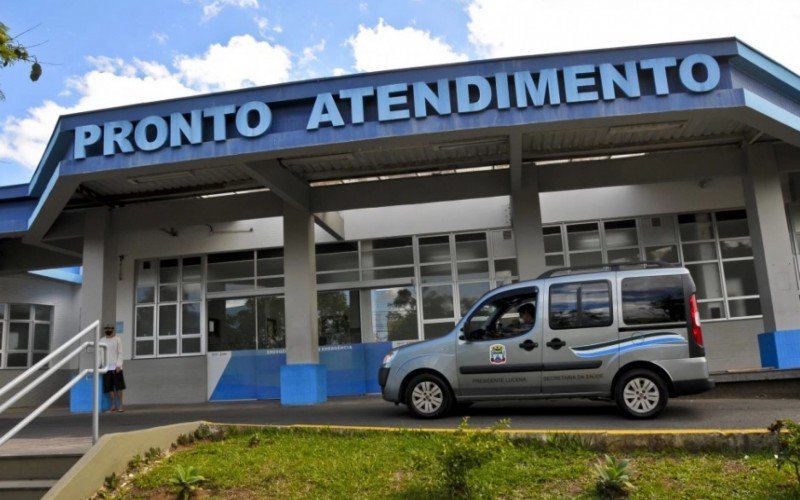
[0,273,81,355]
[0,274,81,406]
[540,177,745,223]
[341,197,511,239]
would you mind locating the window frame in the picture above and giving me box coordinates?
[0,303,52,369]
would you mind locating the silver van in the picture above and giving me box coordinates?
[379,263,714,419]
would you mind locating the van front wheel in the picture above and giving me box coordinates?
[405,373,452,419]
[615,369,668,419]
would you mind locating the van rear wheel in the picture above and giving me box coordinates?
[615,369,668,419]
[405,373,452,419]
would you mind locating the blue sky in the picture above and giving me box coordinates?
[1,0,798,187]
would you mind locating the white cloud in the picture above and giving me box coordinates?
[199,0,259,21]
[332,67,348,77]
[0,35,292,171]
[254,16,270,37]
[151,31,169,45]
[175,34,292,91]
[466,0,800,74]
[346,18,468,72]
[298,40,326,67]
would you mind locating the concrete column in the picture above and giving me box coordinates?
[743,144,800,331]
[509,134,547,280]
[280,201,326,404]
[80,209,117,330]
[743,144,800,369]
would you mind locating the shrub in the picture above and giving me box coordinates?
[127,454,143,471]
[169,464,206,499]
[436,417,510,496]
[144,446,162,462]
[593,454,634,498]
[176,433,195,447]
[769,418,800,485]
[194,423,212,440]
[103,472,120,491]
[193,423,227,442]
[248,433,261,448]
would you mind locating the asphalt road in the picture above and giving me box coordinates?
[1,395,800,455]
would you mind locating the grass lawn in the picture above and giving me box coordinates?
[112,424,800,499]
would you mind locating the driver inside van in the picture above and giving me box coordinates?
[518,302,536,329]
[480,301,536,339]
[507,302,535,334]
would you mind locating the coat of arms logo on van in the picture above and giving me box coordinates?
[489,344,507,365]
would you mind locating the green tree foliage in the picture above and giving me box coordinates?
[0,22,42,99]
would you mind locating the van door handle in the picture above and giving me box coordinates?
[518,339,538,351]
[546,338,566,350]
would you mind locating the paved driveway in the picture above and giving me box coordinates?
[1,395,799,455]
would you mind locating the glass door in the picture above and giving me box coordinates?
[207,297,256,352]
[206,295,285,401]
[256,295,285,350]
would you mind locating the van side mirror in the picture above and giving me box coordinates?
[458,334,467,341]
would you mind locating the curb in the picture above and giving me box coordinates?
[218,422,779,453]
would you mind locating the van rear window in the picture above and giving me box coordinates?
[621,275,686,325]
[549,281,612,329]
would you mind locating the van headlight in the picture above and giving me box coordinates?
[382,350,398,367]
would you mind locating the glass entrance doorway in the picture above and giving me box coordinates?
[207,295,285,351]
[206,295,285,401]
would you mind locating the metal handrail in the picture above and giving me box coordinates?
[0,320,105,447]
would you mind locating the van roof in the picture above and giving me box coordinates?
[536,261,680,280]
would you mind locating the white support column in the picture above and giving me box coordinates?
[509,134,547,280]
[743,145,800,331]
[743,144,800,368]
[80,209,117,330]
[280,201,326,404]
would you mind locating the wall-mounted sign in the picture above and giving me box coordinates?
[73,54,720,160]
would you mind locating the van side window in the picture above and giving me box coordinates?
[465,292,537,341]
[549,281,612,330]
[622,275,686,325]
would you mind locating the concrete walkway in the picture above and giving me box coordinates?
[2,395,800,456]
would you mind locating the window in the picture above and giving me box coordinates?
[135,256,204,357]
[0,303,52,368]
[257,249,284,289]
[549,281,612,329]
[318,289,361,345]
[544,208,761,321]
[543,226,565,267]
[464,290,537,341]
[604,219,641,263]
[207,251,255,292]
[361,237,414,281]
[716,210,759,318]
[457,232,491,315]
[622,276,686,325]
[566,223,602,266]
[371,287,418,341]
[316,242,359,285]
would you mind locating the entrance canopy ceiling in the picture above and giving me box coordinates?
[1,37,800,247]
